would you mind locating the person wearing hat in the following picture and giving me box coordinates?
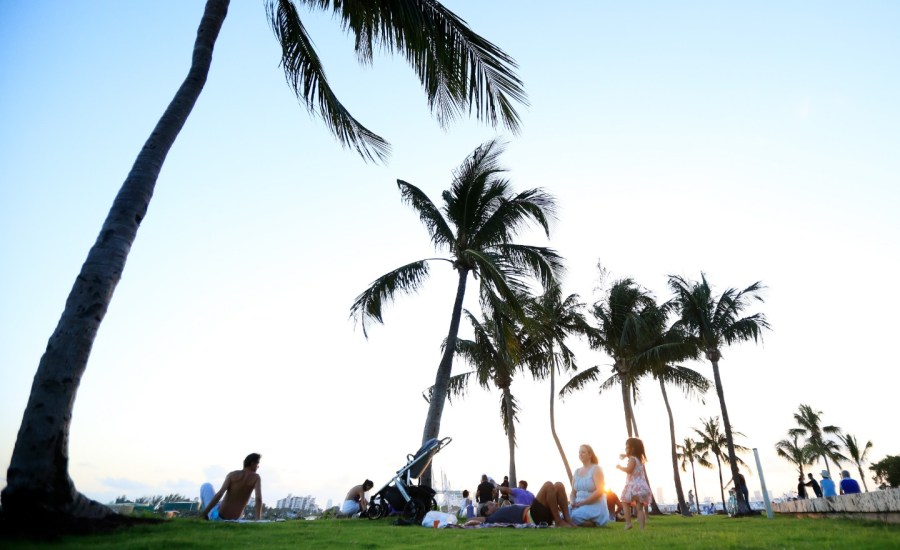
[839,470,862,494]
[820,470,837,497]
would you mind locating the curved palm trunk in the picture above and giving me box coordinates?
[856,463,869,492]
[549,363,573,485]
[619,375,635,438]
[420,268,469,488]
[709,356,751,515]
[714,454,726,512]
[1,0,230,526]
[690,460,701,514]
[659,380,690,516]
[502,386,517,487]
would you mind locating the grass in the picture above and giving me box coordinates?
[2,514,899,549]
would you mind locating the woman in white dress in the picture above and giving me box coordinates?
[569,444,611,526]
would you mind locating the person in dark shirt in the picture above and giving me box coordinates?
[796,475,808,499]
[476,475,495,506]
[466,481,575,527]
[805,472,822,498]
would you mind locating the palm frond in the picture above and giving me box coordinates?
[397,179,455,248]
[558,366,601,398]
[350,259,438,336]
[266,0,390,161]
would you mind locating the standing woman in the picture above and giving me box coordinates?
[569,444,612,526]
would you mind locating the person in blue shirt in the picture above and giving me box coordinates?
[839,470,862,494]
[820,470,837,497]
[498,480,535,505]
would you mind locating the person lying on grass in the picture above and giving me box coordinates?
[465,481,575,527]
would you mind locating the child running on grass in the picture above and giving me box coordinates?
[616,437,652,530]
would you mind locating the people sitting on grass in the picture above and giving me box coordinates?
[341,479,374,517]
[570,444,612,527]
[465,481,575,527]
[499,480,535,506]
[201,452,263,521]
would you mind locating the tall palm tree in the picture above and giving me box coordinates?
[3,0,527,525]
[668,273,769,515]
[351,140,563,487]
[519,283,593,485]
[635,303,708,517]
[775,432,816,478]
[791,404,846,477]
[839,433,873,492]
[431,308,525,485]
[677,437,713,514]
[693,416,749,513]
[560,279,659,437]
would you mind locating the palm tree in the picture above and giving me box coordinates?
[775,432,816,478]
[693,416,749,513]
[560,279,659,437]
[3,0,527,525]
[791,404,846,477]
[677,437,713,514]
[351,140,563,487]
[839,433,873,492]
[650,353,709,516]
[432,308,526,485]
[668,273,769,515]
[519,283,593,484]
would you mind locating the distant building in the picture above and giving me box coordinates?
[276,494,318,514]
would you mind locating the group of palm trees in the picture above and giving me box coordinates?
[350,140,770,517]
[776,404,874,492]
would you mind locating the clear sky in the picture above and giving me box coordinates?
[2,1,898,510]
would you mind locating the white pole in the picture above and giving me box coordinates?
[753,448,774,519]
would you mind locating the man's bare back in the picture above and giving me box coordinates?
[202,453,263,520]
[217,469,261,520]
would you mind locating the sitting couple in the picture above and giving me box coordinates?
[466,445,613,527]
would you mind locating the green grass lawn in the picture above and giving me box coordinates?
[3,514,900,549]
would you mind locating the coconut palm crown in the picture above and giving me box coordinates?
[351,139,563,486]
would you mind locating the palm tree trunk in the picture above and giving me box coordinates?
[420,268,469,488]
[690,462,701,514]
[502,386,517,487]
[715,454,726,512]
[549,363,573,485]
[709,356,751,515]
[1,0,230,527]
[620,375,634,438]
[857,464,869,492]
[659,380,690,516]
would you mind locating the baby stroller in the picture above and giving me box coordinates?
[366,437,452,523]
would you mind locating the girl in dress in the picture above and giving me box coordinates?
[616,437,651,530]
[569,444,611,526]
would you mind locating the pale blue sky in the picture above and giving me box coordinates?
[2,1,898,509]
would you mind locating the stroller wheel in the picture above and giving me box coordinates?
[367,503,385,520]
[402,499,421,522]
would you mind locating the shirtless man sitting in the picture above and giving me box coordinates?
[466,481,575,527]
[201,453,263,520]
